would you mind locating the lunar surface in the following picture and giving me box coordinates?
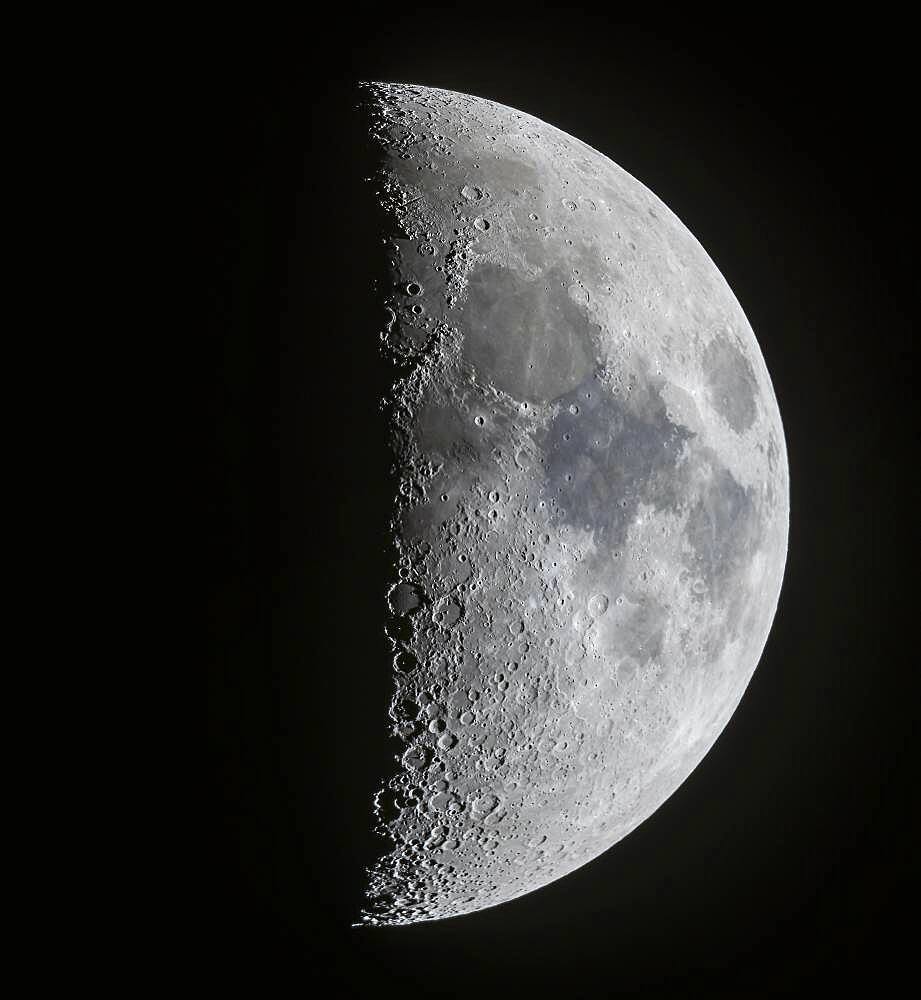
[358,82,788,926]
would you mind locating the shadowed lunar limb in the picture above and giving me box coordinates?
[357,82,789,926]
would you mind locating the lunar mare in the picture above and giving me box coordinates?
[358,82,788,926]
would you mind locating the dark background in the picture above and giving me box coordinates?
[206,14,914,994]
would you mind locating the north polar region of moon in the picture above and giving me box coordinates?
[358,82,789,926]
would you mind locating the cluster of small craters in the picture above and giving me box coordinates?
[356,83,788,926]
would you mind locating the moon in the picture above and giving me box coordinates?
[358,82,788,926]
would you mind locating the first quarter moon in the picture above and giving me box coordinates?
[357,82,789,926]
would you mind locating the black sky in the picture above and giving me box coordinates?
[206,14,915,995]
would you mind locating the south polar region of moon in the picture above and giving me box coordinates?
[358,82,789,926]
